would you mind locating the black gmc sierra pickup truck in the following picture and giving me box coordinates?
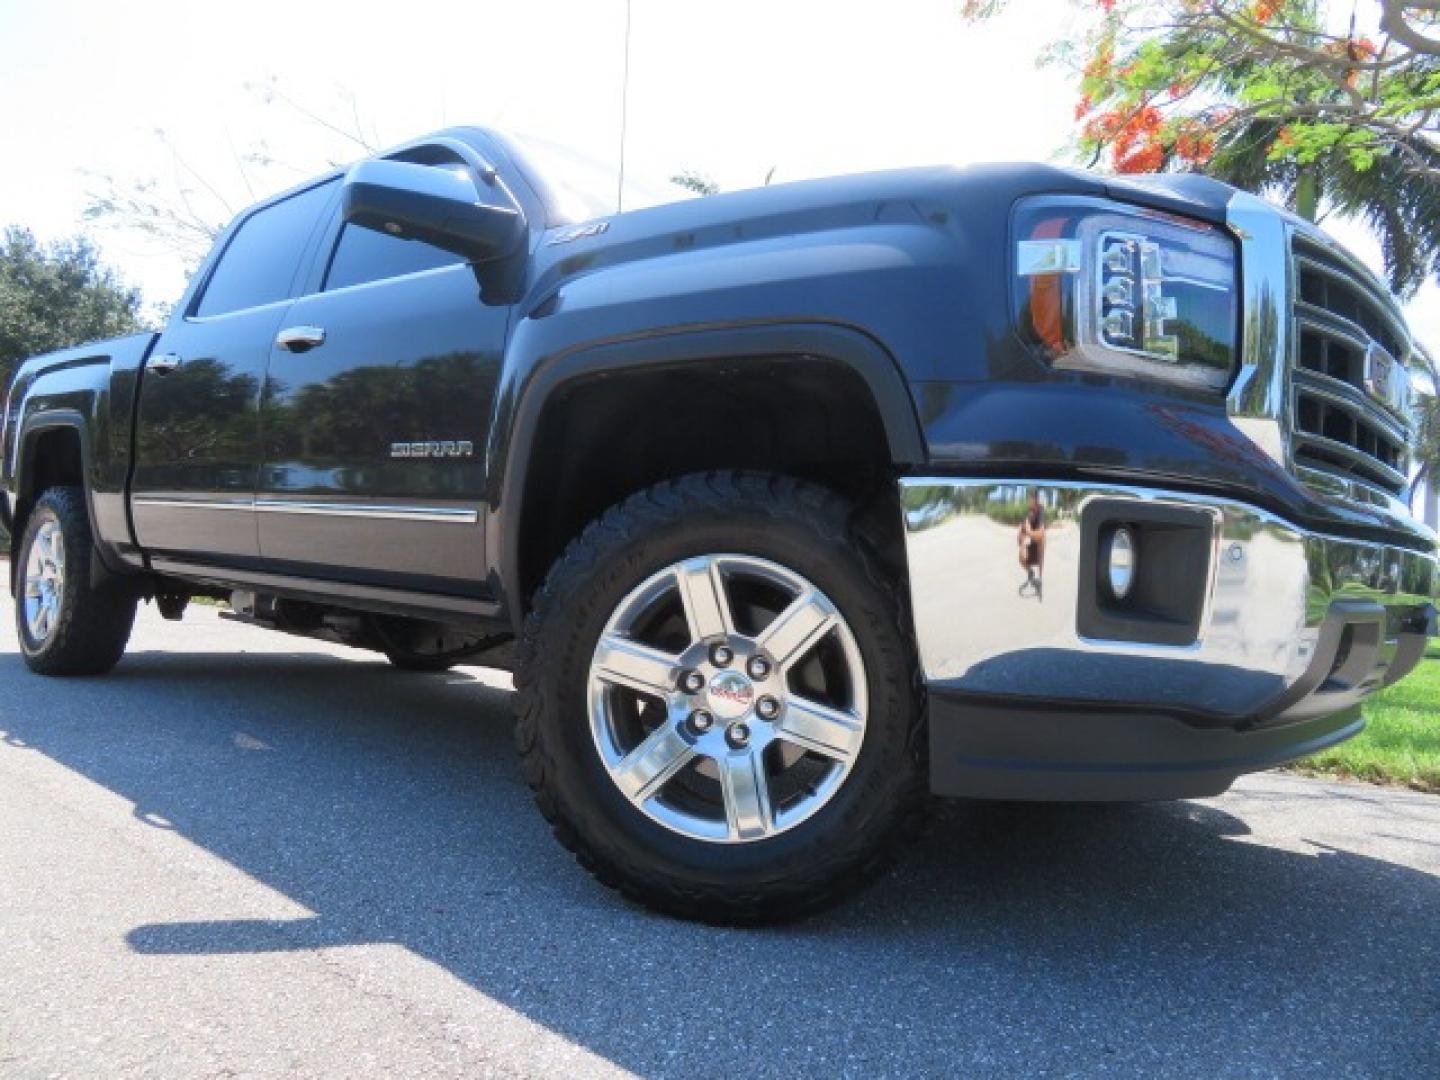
[4,126,1437,921]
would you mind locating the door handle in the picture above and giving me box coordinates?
[147,352,183,376]
[276,325,327,353]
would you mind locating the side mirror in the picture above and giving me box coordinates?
[341,159,525,262]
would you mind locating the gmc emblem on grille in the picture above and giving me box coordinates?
[1364,342,1410,414]
[391,440,474,459]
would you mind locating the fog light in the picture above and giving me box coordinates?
[1106,526,1137,601]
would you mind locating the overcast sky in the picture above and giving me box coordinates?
[2,0,1436,349]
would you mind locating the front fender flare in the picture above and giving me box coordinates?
[490,320,927,628]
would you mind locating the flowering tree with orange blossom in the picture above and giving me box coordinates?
[963,1,1440,296]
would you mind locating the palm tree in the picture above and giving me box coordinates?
[1411,389,1440,519]
[1176,109,1440,303]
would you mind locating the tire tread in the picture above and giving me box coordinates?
[16,486,136,677]
[514,470,926,924]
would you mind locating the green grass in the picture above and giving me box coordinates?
[1292,656,1440,793]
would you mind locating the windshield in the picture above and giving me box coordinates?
[503,133,699,225]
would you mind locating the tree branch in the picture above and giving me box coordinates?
[1381,1,1440,55]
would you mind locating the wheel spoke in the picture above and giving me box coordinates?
[51,531,65,573]
[613,723,696,803]
[757,592,837,670]
[675,556,732,643]
[592,633,680,698]
[32,604,50,639]
[719,749,773,840]
[23,575,42,599]
[777,696,864,764]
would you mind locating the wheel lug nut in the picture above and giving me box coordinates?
[747,656,771,680]
[710,643,734,667]
[726,722,751,749]
[680,669,705,694]
[688,709,714,734]
[756,696,780,720]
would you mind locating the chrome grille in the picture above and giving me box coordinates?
[1288,235,1413,500]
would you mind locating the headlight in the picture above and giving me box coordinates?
[1012,196,1238,392]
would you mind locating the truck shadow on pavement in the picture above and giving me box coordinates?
[3,645,1437,1075]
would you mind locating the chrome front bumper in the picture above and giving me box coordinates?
[900,478,1437,799]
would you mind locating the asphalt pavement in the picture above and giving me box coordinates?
[2,599,1437,1078]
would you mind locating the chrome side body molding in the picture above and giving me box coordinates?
[131,496,479,525]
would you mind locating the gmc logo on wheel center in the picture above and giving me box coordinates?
[709,672,754,705]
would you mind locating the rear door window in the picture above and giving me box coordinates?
[195,180,337,317]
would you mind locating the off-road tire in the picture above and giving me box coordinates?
[515,471,926,924]
[15,487,137,677]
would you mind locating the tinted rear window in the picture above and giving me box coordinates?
[196,180,336,317]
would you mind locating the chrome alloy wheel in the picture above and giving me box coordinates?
[587,554,868,843]
[23,519,65,646]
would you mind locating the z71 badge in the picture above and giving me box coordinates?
[391,440,475,459]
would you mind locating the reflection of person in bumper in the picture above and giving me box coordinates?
[1017,490,1046,599]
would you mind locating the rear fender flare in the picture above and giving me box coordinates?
[9,411,124,596]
